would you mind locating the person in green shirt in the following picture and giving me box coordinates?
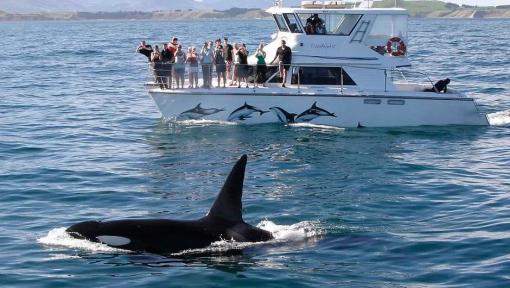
[255,43,267,88]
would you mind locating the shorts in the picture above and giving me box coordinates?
[216,64,226,73]
[238,65,248,78]
[189,66,198,73]
[175,68,185,76]
[279,61,290,71]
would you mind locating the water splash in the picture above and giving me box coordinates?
[289,123,346,132]
[487,110,510,126]
[173,220,324,256]
[173,119,238,127]
[37,227,127,253]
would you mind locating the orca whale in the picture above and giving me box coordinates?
[66,155,273,255]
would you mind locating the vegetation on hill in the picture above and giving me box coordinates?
[374,0,510,18]
[0,2,509,21]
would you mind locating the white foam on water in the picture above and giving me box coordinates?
[257,220,323,241]
[487,110,510,126]
[37,227,127,253]
[175,119,237,127]
[289,122,346,132]
[172,220,324,256]
[46,254,81,260]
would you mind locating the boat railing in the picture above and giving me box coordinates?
[390,68,435,86]
[146,62,436,93]
[146,62,283,89]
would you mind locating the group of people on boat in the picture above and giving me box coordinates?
[137,37,292,89]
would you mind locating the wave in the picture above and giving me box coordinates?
[289,123,346,132]
[38,220,323,257]
[487,110,510,126]
[169,119,238,127]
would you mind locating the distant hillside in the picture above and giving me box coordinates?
[374,0,510,18]
[0,8,272,21]
[0,0,300,13]
[1,2,510,21]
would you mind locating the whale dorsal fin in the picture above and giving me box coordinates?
[196,103,202,108]
[207,155,247,223]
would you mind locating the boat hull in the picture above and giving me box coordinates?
[148,90,489,128]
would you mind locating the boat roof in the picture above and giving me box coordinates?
[266,6,408,15]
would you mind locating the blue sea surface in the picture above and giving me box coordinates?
[0,19,510,287]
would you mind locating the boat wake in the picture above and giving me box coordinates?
[37,220,324,257]
[289,122,346,132]
[487,110,510,126]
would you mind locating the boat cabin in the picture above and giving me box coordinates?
[258,1,411,91]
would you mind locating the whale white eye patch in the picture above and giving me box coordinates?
[97,235,131,246]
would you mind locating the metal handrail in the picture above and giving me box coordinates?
[146,62,437,91]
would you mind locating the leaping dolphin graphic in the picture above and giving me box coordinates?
[269,107,297,124]
[178,103,225,120]
[227,102,269,121]
[66,155,273,255]
[295,102,337,122]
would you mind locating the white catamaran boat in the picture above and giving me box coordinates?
[146,0,489,127]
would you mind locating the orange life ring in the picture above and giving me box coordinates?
[386,37,407,57]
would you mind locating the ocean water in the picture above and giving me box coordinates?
[0,18,510,287]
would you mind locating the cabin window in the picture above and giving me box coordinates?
[273,14,289,32]
[297,13,362,35]
[283,14,303,33]
[365,15,408,48]
[291,67,356,86]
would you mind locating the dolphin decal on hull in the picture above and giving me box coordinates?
[269,107,297,124]
[177,103,225,120]
[295,102,337,122]
[227,102,269,121]
[66,155,273,255]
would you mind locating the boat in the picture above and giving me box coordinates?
[145,0,489,127]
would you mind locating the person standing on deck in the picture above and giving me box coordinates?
[186,47,199,89]
[161,43,174,89]
[214,45,227,88]
[200,42,214,89]
[173,45,186,89]
[150,45,164,89]
[136,41,153,61]
[223,38,234,85]
[270,40,292,87]
[255,43,267,88]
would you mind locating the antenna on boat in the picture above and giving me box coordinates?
[275,0,283,8]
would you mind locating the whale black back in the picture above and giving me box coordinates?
[66,155,273,254]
